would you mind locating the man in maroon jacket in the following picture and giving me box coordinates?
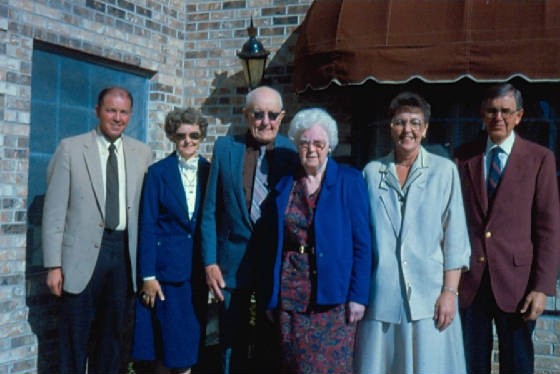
[455,83,560,374]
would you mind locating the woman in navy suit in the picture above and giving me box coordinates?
[132,108,210,373]
[264,108,372,373]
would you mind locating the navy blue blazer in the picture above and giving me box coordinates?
[200,133,298,288]
[137,153,210,283]
[266,158,373,309]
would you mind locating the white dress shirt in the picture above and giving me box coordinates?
[177,152,198,220]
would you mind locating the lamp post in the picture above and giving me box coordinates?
[237,17,270,90]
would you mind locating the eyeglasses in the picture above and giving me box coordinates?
[173,132,202,141]
[251,110,283,121]
[484,108,519,119]
[298,140,328,151]
[390,118,424,129]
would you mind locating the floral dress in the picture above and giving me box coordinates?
[277,178,355,374]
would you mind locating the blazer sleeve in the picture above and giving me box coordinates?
[137,166,160,279]
[42,140,71,268]
[442,164,471,271]
[200,140,222,266]
[347,172,373,305]
[531,150,560,295]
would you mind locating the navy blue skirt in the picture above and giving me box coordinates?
[132,281,201,369]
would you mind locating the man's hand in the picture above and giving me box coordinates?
[347,301,365,324]
[520,290,547,321]
[205,264,226,302]
[46,267,63,297]
[141,279,165,308]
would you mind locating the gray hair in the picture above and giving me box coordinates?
[288,108,339,150]
[481,83,524,110]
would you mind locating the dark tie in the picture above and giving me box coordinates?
[487,147,503,201]
[251,147,268,223]
[105,143,119,230]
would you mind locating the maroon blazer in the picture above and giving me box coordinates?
[454,133,560,313]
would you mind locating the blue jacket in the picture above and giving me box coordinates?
[266,158,372,309]
[137,153,210,283]
[200,133,298,288]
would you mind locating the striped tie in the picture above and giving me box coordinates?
[251,147,268,223]
[487,147,503,201]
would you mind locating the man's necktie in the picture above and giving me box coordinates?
[487,146,503,201]
[251,147,268,223]
[105,142,119,230]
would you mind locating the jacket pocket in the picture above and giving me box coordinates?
[512,252,532,267]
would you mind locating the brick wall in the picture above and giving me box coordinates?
[0,0,312,372]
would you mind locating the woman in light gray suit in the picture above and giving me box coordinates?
[354,92,471,374]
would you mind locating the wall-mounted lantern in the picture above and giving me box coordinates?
[237,17,270,90]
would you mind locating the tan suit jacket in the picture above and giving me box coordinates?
[42,129,152,294]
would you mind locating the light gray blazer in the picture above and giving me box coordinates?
[42,129,152,294]
[363,147,470,323]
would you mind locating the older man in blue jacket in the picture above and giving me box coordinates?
[200,86,298,373]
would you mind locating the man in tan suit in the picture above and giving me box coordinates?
[42,87,152,373]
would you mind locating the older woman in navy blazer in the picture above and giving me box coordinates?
[264,108,372,373]
[132,108,210,373]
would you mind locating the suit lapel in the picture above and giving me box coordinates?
[466,148,488,216]
[162,154,189,220]
[230,137,252,227]
[316,159,336,216]
[82,130,105,218]
[400,151,428,242]
[490,136,525,211]
[123,136,141,211]
[377,156,401,237]
[193,158,210,224]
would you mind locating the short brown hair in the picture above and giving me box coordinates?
[164,108,208,140]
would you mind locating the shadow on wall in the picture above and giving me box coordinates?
[25,195,137,373]
[199,33,301,154]
[25,194,62,373]
[21,28,302,373]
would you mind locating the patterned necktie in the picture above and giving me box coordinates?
[251,147,268,223]
[487,146,503,201]
[105,142,119,230]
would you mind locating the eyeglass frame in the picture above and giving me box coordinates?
[173,132,203,141]
[483,107,521,119]
[298,140,328,151]
[250,110,284,121]
[390,118,426,130]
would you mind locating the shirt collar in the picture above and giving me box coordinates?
[485,131,515,156]
[177,152,199,170]
[96,128,122,151]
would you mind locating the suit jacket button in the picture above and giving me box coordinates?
[478,256,486,263]
[484,231,492,238]
[99,222,104,227]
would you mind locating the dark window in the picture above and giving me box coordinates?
[349,78,560,167]
[349,77,560,311]
[27,42,151,271]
